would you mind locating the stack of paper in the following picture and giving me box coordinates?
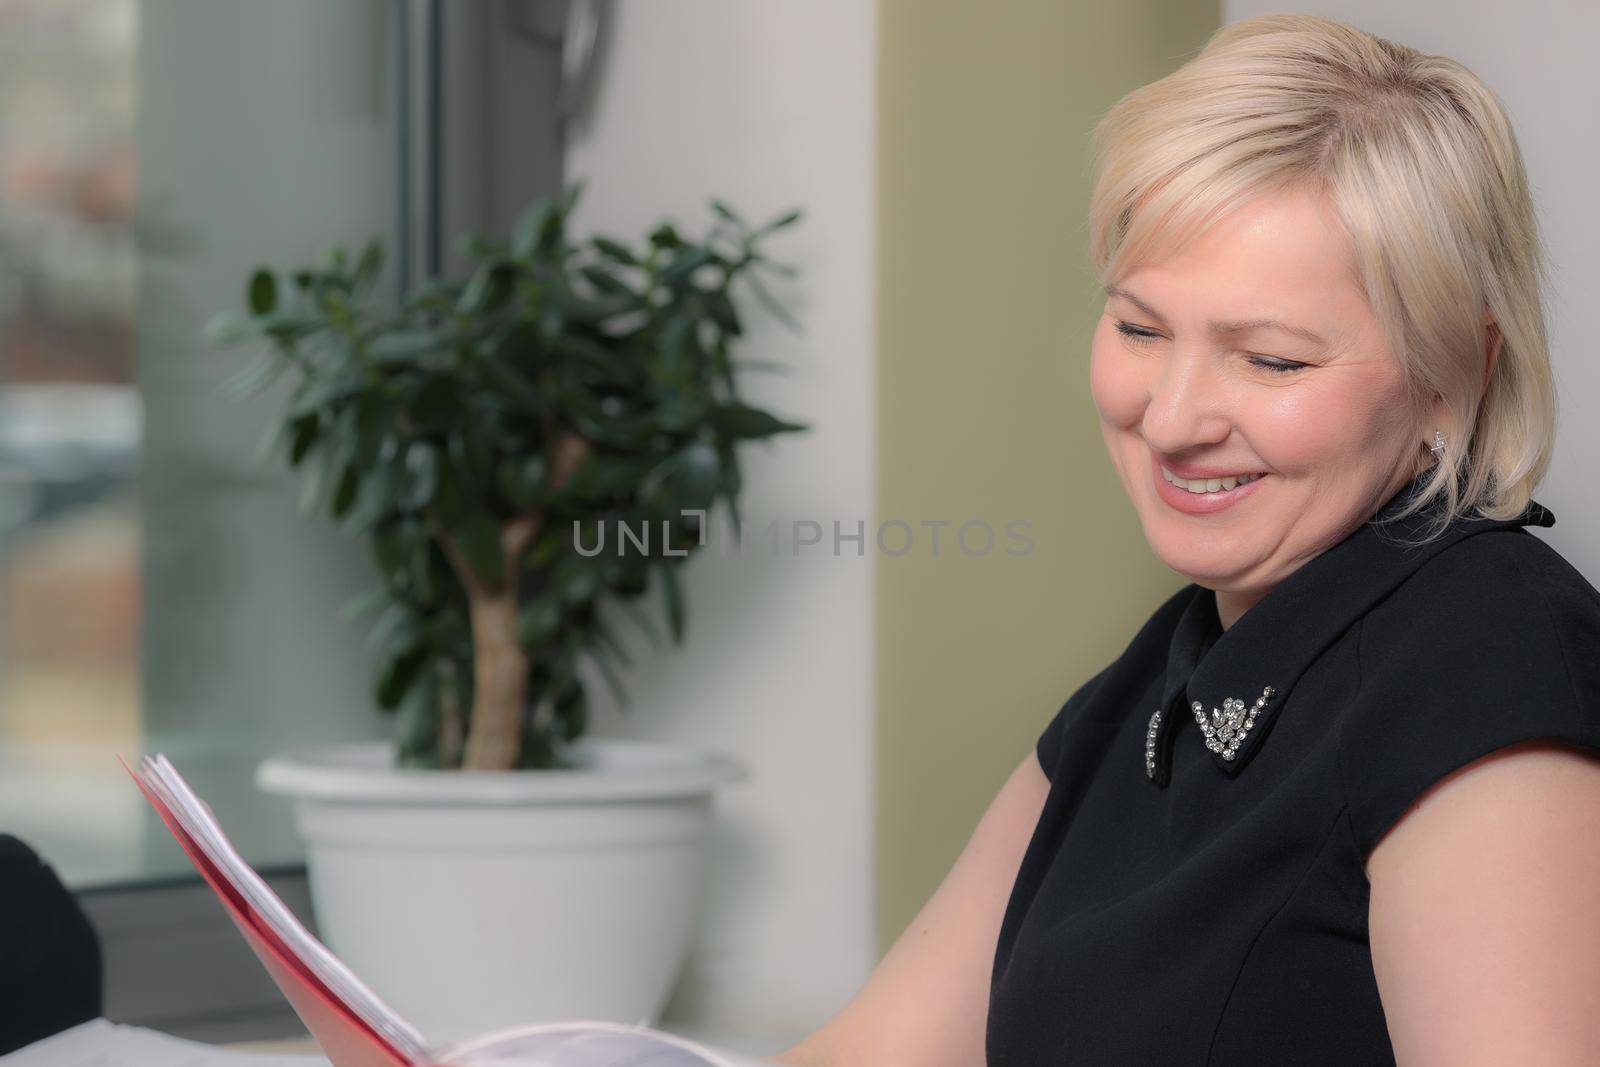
[0,1017,329,1066]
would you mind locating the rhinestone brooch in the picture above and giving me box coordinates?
[1192,685,1275,762]
[1144,707,1163,780]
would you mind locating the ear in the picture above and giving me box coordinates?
[1482,308,1502,394]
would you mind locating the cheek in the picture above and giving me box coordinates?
[1088,329,1144,428]
[1255,379,1406,473]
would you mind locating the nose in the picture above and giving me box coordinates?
[1139,346,1232,455]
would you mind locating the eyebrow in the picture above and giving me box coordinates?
[1104,285,1329,347]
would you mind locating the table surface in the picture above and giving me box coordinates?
[227,1038,321,1052]
[228,1026,799,1058]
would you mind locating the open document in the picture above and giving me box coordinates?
[121,755,779,1067]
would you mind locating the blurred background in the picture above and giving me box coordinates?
[0,0,1594,1049]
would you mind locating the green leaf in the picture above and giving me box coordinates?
[375,642,430,710]
[563,451,659,503]
[349,457,402,529]
[456,262,513,315]
[655,316,696,385]
[450,417,494,492]
[450,514,504,587]
[401,441,440,510]
[369,331,441,364]
[648,223,684,250]
[410,540,441,603]
[298,450,327,516]
[261,313,323,348]
[558,178,586,219]
[248,269,278,315]
[727,356,795,375]
[339,586,388,622]
[511,190,572,259]
[287,414,320,467]
[353,240,385,294]
[407,375,458,429]
[221,353,290,401]
[478,359,545,414]
[611,597,663,649]
[659,563,685,643]
[750,253,799,278]
[702,288,741,337]
[206,310,260,346]
[740,269,802,333]
[658,247,715,288]
[579,265,636,297]
[718,441,743,529]
[369,520,415,582]
[757,207,803,234]
[285,366,364,420]
[365,601,413,654]
[517,593,564,647]
[591,237,638,265]
[589,610,633,666]
[254,418,289,464]
[330,461,362,519]
[512,201,557,259]
[587,640,630,709]
[558,563,601,607]
[458,234,506,260]
[353,395,389,467]
[429,454,466,527]
[496,454,547,510]
[395,675,442,760]
[709,199,747,228]
[708,402,808,440]
[654,394,706,434]
[670,442,719,511]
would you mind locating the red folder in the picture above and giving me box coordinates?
[123,757,430,1067]
[120,754,768,1067]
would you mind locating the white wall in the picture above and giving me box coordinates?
[1223,1,1600,581]
[563,0,878,1040]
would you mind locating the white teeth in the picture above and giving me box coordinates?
[1161,466,1264,494]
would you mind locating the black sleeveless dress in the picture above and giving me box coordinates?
[986,475,1600,1064]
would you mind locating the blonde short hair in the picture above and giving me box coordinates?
[1087,13,1555,540]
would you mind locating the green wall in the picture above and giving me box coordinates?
[875,0,1221,954]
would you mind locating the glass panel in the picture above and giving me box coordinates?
[0,0,145,887]
[0,0,401,888]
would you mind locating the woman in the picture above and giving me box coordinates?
[774,13,1600,1067]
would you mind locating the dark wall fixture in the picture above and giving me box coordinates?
[394,0,610,293]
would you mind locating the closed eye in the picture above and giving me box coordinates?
[1113,321,1160,347]
[1112,321,1307,375]
[1244,355,1305,374]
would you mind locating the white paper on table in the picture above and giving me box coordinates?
[0,1018,331,1067]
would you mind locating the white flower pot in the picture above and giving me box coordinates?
[255,738,747,1045]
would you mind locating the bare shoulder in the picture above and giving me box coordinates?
[1366,739,1600,1066]
[771,750,1051,1067]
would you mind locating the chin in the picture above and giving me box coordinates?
[1143,525,1250,586]
[1156,552,1236,587]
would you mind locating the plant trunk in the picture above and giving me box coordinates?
[461,593,528,771]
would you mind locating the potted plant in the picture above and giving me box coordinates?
[206,180,806,1041]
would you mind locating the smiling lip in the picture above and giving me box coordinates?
[1158,456,1269,481]
[1150,451,1268,515]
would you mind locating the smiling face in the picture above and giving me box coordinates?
[1090,184,1437,626]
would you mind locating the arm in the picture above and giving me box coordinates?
[1365,739,1600,1066]
[770,749,1053,1067]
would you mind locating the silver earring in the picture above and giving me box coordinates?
[1429,430,1446,458]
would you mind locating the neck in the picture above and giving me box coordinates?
[1214,586,1267,631]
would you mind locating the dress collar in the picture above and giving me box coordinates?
[1144,473,1556,786]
